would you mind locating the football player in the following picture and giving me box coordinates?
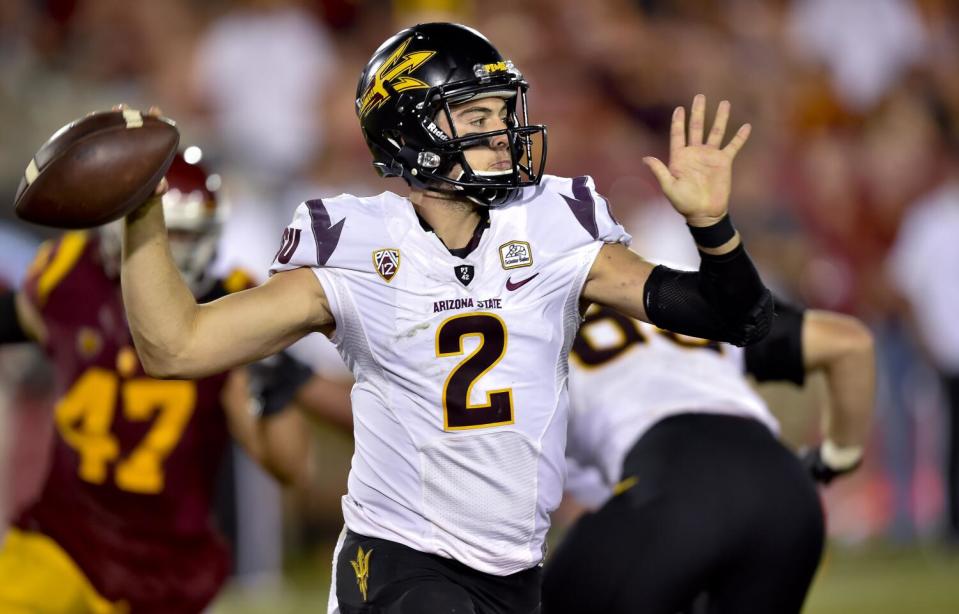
[0,152,325,613]
[120,23,772,614]
[542,300,875,614]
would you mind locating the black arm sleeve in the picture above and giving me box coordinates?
[247,351,315,418]
[744,298,806,385]
[643,243,773,347]
[0,291,30,344]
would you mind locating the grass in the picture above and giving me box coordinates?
[212,541,959,613]
[805,542,959,614]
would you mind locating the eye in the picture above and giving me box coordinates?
[470,117,485,127]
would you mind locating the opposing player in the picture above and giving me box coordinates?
[120,23,772,613]
[0,152,319,613]
[542,301,875,614]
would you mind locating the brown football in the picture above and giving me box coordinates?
[14,109,180,228]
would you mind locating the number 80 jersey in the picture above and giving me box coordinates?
[271,175,630,575]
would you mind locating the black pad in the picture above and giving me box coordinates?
[745,298,806,385]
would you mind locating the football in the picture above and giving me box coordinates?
[13,109,179,228]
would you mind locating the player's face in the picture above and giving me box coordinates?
[436,96,512,177]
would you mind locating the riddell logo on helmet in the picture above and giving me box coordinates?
[424,120,449,142]
[358,37,435,118]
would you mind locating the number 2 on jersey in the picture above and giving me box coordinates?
[55,368,196,494]
[436,313,514,431]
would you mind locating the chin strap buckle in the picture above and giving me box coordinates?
[417,152,441,169]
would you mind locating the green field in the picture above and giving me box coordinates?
[213,542,959,613]
[805,543,959,614]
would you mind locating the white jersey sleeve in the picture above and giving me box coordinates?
[269,193,382,275]
[531,174,631,250]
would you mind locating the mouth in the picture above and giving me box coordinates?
[489,159,513,171]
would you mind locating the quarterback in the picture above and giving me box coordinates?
[121,23,772,614]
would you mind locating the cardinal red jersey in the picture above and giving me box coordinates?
[14,232,253,613]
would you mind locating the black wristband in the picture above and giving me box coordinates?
[687,214,736,249]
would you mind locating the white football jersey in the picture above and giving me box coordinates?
[270,175,629,575]
[565,305,779,502]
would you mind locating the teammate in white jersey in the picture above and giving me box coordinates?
[120,23,773,614]
[542,301,875,614]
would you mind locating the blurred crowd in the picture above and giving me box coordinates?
[1,0,959,591]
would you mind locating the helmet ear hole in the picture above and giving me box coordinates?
[383,130,404,152]
[368,131,407,178]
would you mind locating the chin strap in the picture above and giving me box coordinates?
[420,187,464,201]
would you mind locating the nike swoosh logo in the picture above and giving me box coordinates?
[506,273,539,291]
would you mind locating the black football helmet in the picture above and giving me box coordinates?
[356,22,547,207]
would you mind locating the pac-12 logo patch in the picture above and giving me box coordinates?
[499,241,533,269]
[372,248,401,282]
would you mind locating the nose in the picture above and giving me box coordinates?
[489,129,509,150]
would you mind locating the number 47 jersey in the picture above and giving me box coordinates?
[15,232,240,612]
[271,175,630,575]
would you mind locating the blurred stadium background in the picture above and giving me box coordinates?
[2,0,959,611]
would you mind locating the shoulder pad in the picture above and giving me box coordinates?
[23,231,90,308]
[269,192,409,275]
[518,175,631,250]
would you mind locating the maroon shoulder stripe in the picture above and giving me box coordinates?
[561,176,598,239]
[306,199,345,266]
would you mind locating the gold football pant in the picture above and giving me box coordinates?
[0,528,125,614]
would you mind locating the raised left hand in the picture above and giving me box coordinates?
[643,94,750,226]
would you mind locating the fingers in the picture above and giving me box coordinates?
[706,100,730,148]
[669,106,686,162]
[643,156,673,189]
[688,94,706,145]
[671,96,749,157]
[722,123,752,159]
